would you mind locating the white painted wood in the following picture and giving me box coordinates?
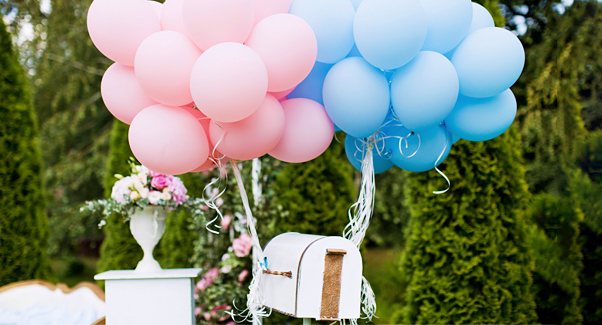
[262,233,362,321]
[262,233,325,316]
[96,268,201,325]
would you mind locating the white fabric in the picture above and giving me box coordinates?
[0,303,98,325]
[0,283,104,325]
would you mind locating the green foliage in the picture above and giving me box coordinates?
[578,222,602,323]
[395,127,537,324]
[527,194,583,324]
[367,168,410,247]
[97,121,141,274]
[273,136,356,236]
[0,15,51,286]
[159,172,205,269]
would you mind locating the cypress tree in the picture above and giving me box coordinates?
[0,16,51,286]
[394,127,537,324]
[273,134,356,236]
[96,120,141,275]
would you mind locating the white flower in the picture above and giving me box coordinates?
[135,173,147,185]
[139,188,149,199]
[148,191,162,205]
[133,180,145,192]
[111,176,133,202]
[221,265,232,274]
[130,191,140,200]
[160,192,171,201]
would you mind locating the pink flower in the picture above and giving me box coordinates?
[168,176,187,205]
[111,177,133,202]
[226,322,236,325]
[203,312,211,321]
[233,233,254,257]
[201,205,209,211]
[195,307,201,316]
[151,175,170,190]
[221,215,232,229]
[238,269,249,283]
[205,268,220,281]
[148,170,163,178]
[196,279,209,291]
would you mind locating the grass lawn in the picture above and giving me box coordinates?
[363,247,404,324]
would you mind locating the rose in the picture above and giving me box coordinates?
[111,177,133,202]
[148,191,162,205]
[238,269,249,283]
[205,268,220,281]
[233,233,254,257]
[221,265,232,274]
[151,175,170,190]
[196,278,210,291]
[160,192,171,201]
[138,187,149,199]
[130,191,140,200]
[221,215,232,229]
[195,307,201,316]
[168,176,187,205]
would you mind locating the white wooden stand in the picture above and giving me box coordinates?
[95,268,202,325]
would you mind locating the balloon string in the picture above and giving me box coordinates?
[201,128,228,234]
[229,160,269,323]
[432,126,451,194]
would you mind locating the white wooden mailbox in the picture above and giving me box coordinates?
[262,233,362,321]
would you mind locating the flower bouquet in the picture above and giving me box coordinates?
[82,160,206,273]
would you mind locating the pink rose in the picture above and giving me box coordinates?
[168,176,187,205]
[238,269,249,283]
[203,312,211,321]
[148,170,164,178]
[196,278,209,291]
[151,175,170,190]
[195,307,201,316]
[226,322,236,325]
[233,233,254,257]
[221,215,232,229]
[205,268,220,281]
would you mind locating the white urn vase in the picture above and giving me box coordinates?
[129,205,167,273]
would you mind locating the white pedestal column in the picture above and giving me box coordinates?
[95,268,202,325]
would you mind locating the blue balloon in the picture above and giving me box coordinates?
[419,0,473,54]
[443,3,495,60]
[451,27,525,98]
[323,57,390,138]
[345,134,394,174]
[353,0,427,70]
[391,51,459,132]
[467,3,495,35]
[349,0,363,11]
[335,124,341,132]
[289,0,356,64]
[445,89,517,141]
[384,124,452,172]
[347,43,362,57]
[288,62,332,105]
[452,133,461,144]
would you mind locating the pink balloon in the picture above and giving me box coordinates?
[87,0,160,66]
[148,1,162,19]
[269,98,334,163]
[191,154,230,173]
[270,87,295,100]
[190,42,268,123]
[129,104,209,175]
[161,0,187,35]
[135,31,202,106]
[101,63,157,125]
[181,105,210,133]
[279,96,289,102]
[209,94,285,161]
[245,14,317,92]
[253,0,292,25]
[182,0,254,51]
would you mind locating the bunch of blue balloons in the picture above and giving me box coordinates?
[288,0,524,174]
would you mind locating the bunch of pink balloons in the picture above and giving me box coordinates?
[88,0,335,175]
